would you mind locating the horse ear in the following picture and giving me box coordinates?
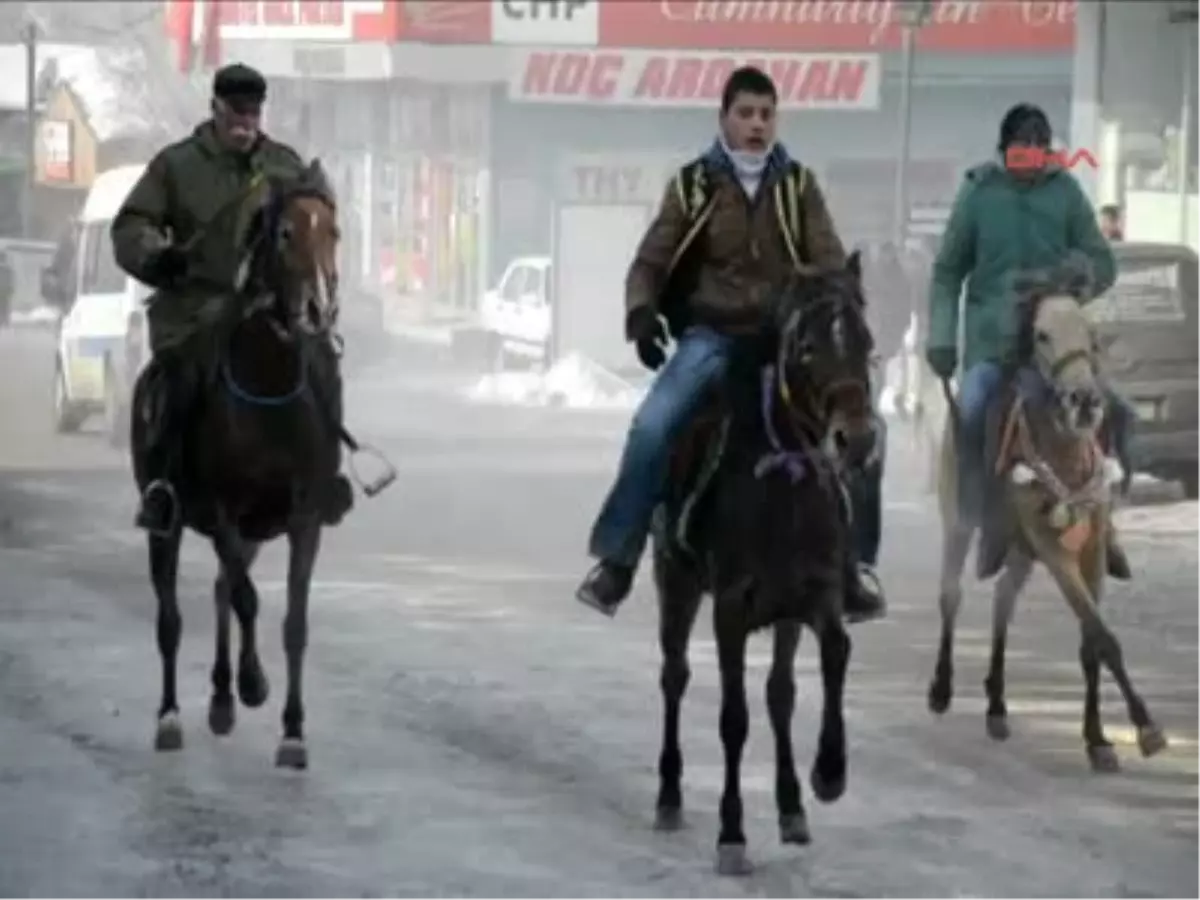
[846,249,862,279]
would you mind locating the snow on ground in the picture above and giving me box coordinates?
[1115,500,1198,535]
[463,353,645,412]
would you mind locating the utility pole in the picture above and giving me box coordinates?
[890,0,933,248]
[21,15,38,238]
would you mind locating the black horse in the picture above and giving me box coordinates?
[131,161,379,769]
[650,252,876,875]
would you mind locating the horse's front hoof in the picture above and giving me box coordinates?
[927,678,952,715]
[985,713,1010,742]
[810,756,847,804]
[654,806,684,832]
[237,663,270,709]
[1137,724,1168,758]
[154,712,183,752]
[779,811,811,845]
[714,843,753,877]
[207,696,236,736]
[275,737,308,770]
[1087,743,1121,773]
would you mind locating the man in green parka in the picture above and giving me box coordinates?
[112,63,349,534]
[924,103,1133,580]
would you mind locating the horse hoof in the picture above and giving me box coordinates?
[1137,724,1168,758]
[779,811,811,845]
[154,713,183,752]
[207,696,236,736]
[1087,743,1121,773]
[810,760,847,804]
[927,680,952,715]
[714,843,753,877]
[275,738,308,770]
[237,666,270,709]
[985,713,1010,742]
[654,806,685,832]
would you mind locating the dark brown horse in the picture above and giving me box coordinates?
[132,161,383,769]
[650,253,876,875]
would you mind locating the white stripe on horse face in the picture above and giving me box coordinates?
[832,316,846,355]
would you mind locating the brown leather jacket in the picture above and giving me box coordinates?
[625,147,846,338]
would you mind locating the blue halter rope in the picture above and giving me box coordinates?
[221,342,308,406]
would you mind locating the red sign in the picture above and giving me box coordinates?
[600,1,1076,52]
[166,1,399,43]
[510,49,880,109]
[1006,146,1099,171]
[397,1,492,43]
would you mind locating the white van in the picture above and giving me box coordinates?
[51,164,152,446]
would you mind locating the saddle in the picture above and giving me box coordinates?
[654,397,731,561]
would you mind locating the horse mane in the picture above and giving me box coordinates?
[1011,252,1095,363]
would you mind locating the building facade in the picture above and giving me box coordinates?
[164,0,1084,318]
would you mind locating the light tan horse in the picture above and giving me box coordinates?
[926,260,1167,772]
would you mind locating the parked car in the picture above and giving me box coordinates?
[475,255,552,370]
[1088,241,1199,497]
[48,165,151,448]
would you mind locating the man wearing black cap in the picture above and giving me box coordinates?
[112,62,348,534]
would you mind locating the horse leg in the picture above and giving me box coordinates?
[150,529,185,751]
[767,620,809,845]
[207,570,235,735]
[276,516,322,770]
[811,609,851,805]
[1029,522,1167,768]
[713,599,752,876]
[652,548,702,831]
[210,521,269,709]
[928,520,972,715]
[982,549,1034,741]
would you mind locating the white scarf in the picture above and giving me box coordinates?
[720,137,773,199]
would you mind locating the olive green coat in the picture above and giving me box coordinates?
[110,121,306,351]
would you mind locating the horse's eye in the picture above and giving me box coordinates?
[1035,329,1050,343]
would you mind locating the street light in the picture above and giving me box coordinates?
[891,0,934,247]
[1168,2,1196,244]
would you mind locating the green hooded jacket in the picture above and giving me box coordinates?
[926,161,1116,372]
[110,121,306,351]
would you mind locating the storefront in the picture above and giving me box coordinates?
[162,0,494,315]
[487,0,1077,273]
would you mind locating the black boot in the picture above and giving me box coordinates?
[844,557,886,623]
[1107,528,1132,580]
[975,482,1008,580]
[321,473,354,526]
[135,479,179,535]
[575,560,635,617]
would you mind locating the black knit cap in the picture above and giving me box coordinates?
[213,63,267,106]
[998,102,1051,152]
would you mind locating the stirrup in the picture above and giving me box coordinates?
[140,479,181,537]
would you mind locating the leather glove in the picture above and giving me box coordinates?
[627,307,668,372]
[925,346,958,380]
[148,245,188,285]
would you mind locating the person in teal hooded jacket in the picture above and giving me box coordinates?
[924,103,1133,580]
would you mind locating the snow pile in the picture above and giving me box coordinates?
[463,353,645,411]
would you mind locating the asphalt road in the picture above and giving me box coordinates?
[0,328,1195,897]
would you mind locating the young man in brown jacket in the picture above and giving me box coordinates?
[576,66,887,623]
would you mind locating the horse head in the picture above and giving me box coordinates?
[235,159,340,338]
[773,250,876,457]
[1013,254,1103,437]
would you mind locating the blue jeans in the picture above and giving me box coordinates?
[848,415,886,567]
[590,325,733,567]
[589,325,885,571]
